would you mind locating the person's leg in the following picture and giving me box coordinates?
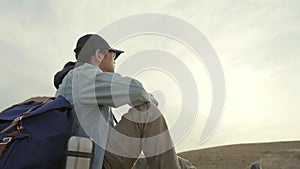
[103,103,181,169]
[139,107,180,169]
[102,114,142,169]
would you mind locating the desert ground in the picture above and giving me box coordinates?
[179,141,300,169]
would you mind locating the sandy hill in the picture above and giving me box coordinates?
[179,141,300,169]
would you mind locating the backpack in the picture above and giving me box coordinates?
[0,96,72,169]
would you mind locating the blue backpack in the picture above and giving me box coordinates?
[0,96,72,169]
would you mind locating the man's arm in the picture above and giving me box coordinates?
[78,71,154,108]
[96,72,152,107]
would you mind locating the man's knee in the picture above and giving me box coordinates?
[124,103,163,124]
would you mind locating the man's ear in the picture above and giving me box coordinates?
[95,49,104,63]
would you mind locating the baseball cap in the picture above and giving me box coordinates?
[73,34,124,60]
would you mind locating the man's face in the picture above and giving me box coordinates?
[99,51,116,73]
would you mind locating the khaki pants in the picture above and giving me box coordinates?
[103,104,196,169]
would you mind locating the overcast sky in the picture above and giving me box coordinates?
[0,0,299,152]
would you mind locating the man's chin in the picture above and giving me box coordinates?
[104,70,115,73]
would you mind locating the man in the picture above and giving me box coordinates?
[55,34,196,169]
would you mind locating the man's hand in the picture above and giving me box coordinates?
[134,94,159,112]
[149,93,159,106]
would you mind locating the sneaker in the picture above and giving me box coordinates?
[250,163,262,169]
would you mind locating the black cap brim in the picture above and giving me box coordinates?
[108,48,124,60]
